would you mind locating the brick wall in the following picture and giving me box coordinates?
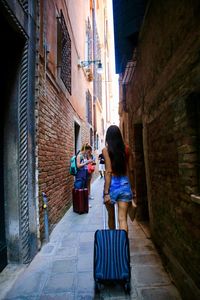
[125,0,200,298]
[38,62,90,239]
[37,0,93,241]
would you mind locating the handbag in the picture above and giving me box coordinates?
[88,163,95,174]
[128,200,137,222]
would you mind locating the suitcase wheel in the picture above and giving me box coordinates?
[124,282,131,294]
[95,281,101,293]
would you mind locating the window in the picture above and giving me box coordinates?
[96,134,99,150]
[85,19,92,63]
[101,118,104,136]
[86,90,92,125]
[57,10,71,94]
[90,128,93,147]
[93,22,102,104]
[122,84,127,112]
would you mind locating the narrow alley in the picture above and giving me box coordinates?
[1,1,200,299]
[0,178,181,300]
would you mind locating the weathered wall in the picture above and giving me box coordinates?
[37,0,92,238]
[38,62,90,236]
[126,0,200,298]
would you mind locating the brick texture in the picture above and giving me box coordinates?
[123,0,200,298]
[38,61,90,239]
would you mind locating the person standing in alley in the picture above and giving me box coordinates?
[86,144,96,200]
[102,125,135,232]
[98,151,105,178]
[74,143,93,189]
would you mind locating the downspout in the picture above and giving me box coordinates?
[34,0,42,250]
[92,0,97,148]
[43,0,49,97]
[104,7,108,125]
[26,0,39,260]
[42,192,49,243]
[39,0,50,245]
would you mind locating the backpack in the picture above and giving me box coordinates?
[69,151,80,176]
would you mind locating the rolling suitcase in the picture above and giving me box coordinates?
[93,203,131,293]
[72,188,89,214]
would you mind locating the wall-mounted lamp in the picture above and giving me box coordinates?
[78,59,103,74]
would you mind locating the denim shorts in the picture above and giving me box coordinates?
[74,168,88,189]
[109,176,133,204]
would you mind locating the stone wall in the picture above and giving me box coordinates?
[126,0,200,298]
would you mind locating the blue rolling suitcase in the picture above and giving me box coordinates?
[93,203,131,293]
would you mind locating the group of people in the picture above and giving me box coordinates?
[74,125,136,233]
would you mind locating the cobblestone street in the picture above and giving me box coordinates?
[0,178,181,299]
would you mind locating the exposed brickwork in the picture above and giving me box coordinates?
[36,0,96,241]
[38,60,90,239]
[121,0,200,298]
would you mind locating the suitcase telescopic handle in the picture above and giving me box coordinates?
[114,203,119,229]
[103,202,118,230]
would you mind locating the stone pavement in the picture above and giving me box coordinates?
[0,177,182,299]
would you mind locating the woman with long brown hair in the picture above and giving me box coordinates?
[103,125,134,232]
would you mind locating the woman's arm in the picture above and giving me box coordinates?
[102,147,112,202]
[76,154,83,168]
[76,153,91,169]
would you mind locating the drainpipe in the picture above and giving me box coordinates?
[42,0,49,245]
[42,192,49,243]
[92,0,97,148]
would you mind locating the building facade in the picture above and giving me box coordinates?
[37,0,95,240]
[0,0,113,271]
[37,0,112,240]
[113,0,200,298]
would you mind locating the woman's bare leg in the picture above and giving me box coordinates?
[87,178,91,195]
[118,201,129,232]
[105,202,115,229]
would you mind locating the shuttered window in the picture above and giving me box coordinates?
[57,10,71,94]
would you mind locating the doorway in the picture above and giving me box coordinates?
[134,124,149,221]
[74,122,81,154]
[0,6,26,271]
[0,120,6,271]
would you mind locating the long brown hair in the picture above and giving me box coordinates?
[81,143,92,152]
[105,125,127,175]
